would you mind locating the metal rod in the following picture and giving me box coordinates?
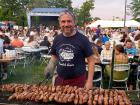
[124,0,127,27]
[109,41,115,89]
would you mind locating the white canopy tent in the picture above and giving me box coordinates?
[87,20,140,28]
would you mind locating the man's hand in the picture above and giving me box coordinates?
[85,80,93,90]
[44,55,58,79]
[44,70,51,79]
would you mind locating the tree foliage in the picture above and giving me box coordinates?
[26,0,48,11]
[47,0,72,10]
[73,0,94,26]
[130,0,140,18]
[0,0,30,26]
[0,0,94,26]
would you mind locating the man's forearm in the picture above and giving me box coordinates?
[85,55,94,89]
[87,61,94,83]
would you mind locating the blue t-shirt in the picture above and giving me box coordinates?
[51,31,93,79]
[101,35,109,44]
[125,47,138,56]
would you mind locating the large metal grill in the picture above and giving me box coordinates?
[0,84,139,105]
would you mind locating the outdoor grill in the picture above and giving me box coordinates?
[0,83,137,105]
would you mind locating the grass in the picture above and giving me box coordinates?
[4,59,47,84]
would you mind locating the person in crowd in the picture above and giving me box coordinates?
[125,39,138,56]
[95,39,103,54]
[134,29,140,41]
[25,35,39,48]
[100,41,112,63]
[101,32,109,44]
[40,36,51,54]
[120,32,128,43]
[105,44,128,80]
[92,46,101,64]
[137,40,140,61]
[0,32,4,54]
[2,39,15,80]
[44,10,94,89]
[0,31,10,42]
[127,39,140,90]
[96,25,101,38]
[11,31,24,48]
[85,27,93,43]
[138,40,140,50]
[40,36,51,48]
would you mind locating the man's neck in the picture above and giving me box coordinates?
[63,30,76,37]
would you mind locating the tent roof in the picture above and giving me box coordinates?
[31,8,68,13]
[87,20,140,28]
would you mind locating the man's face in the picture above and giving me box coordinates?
[59,14,75,36]
[105,43,110,50]
[126,42,132,49]
[3,43,9,48]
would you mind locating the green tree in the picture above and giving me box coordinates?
[130,0,140,18]
[0,0,73,26]
[26,0,72,11]
[74,0,94,26]
[0,0,30,26]
[47,0,72,10]
[26,0,48,11]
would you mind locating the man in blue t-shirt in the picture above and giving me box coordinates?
[44,10,94,89]
[125,39,138,56]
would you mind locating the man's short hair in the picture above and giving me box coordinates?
[126,39,132,43]
[4,38,10,44]
[58,10,77,23]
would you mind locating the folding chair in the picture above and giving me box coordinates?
[110,64,130,90]
[14,48,28,68]
[40,49,51,65]
[40,53,51,65]
[5,49,17,75]
[93,65,103,88]
[86,65,103,88]
[136,66,140,98]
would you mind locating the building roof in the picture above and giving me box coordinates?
[31,8,68,13]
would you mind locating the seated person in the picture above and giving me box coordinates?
[106,44,128,80]
[25,36,39,48]
[125,39,138,57]
[11,32,24,48]
[40,36,51,54]
[95,39,103,54]
[2,39,15,80]
[92,46,101,64]
[40,36,51,47]
[100,41,112,63]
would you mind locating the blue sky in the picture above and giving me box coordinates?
[72,0,132,20]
